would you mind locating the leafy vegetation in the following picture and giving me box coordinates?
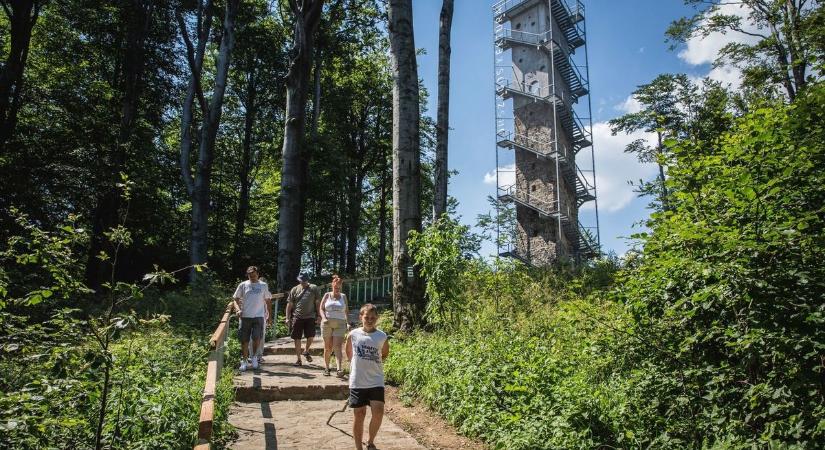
[387,83,825,448]
[0,208,236,448]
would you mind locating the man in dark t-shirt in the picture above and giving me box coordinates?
[285,273,321,366]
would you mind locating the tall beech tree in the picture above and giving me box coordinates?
[276,0,324,291]
[433,0,453,219]
[387,0,425,331]
[178,0,241,281]
[0,0,46,150]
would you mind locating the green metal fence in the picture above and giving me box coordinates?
[343,274,393,306]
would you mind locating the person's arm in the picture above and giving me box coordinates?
[381,338,390,361]
[319,293,328,321]
[343,295,351,330]
[314,288,322,323]
[345,334,353,360]
[232,283,244,314]
[265,296,272,325]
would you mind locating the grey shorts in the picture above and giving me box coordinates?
[239,317,264,343]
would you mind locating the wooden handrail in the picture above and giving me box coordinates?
[195,302,233,449]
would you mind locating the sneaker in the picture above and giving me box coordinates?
[251,356,259,370]
[302,351,313,362]
[239,360,248,372]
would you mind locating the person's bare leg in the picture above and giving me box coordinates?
[293,338,302,363]
[241,338,249,361]
[323,336,333,370]
[352,406,367,450]
[305,335,314,354]
[367,401,384,447]
[332,336,345,371]
[252,336,262,359]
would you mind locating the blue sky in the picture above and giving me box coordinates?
[409,0,745,257]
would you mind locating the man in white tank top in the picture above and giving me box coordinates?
[345,303,389,450]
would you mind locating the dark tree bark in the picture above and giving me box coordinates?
[433,0,453,219]
[0,0,45,151]
[276,0,324,291]
[179,0,241,282]
[85,0,154,291]
[388,0,424,332]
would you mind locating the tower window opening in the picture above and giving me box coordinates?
[515,23,521,30]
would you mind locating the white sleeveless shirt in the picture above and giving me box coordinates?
[349,328,387,389]
[322,293,347,321]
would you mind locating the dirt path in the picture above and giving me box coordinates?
[383,387,487,450]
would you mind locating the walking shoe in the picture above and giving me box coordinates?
[239,360,248,372]
[302,351,313,362]
[251,356,259,370]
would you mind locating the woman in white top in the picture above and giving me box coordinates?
[320,274,349,377]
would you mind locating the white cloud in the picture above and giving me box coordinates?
[678,3,761,66]
[581,122,659,213]
[483,164,515,187]
[707,65,743,88]
[616,95,642,114]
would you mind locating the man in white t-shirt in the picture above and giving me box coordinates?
[232,266,272,371]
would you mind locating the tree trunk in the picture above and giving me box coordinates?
[433,0,453,219]
[0,0,43,151]
[190,0,240,279]
[178,0,239,282]
[345,172,364,274]
[85,0,153,290]
[377,145,388,276]
[310,44,322,140]
[388,0,424,332]
[276,0,324,291]
[232,61,258,273]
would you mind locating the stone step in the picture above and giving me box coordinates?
[234,354,350,402]
[229,400,425,450]
[263,336,327,356]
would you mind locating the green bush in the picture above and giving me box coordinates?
[612,85,825,446]
[386,263,630,449]
[0,319,235,449]
[0,211,237,448]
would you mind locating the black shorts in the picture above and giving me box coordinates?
[349,387,385,408]
[290,317,316,340]
[239,317,264,343]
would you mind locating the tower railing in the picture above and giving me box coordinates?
[496,129,573,163]
[497,184,562,219]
